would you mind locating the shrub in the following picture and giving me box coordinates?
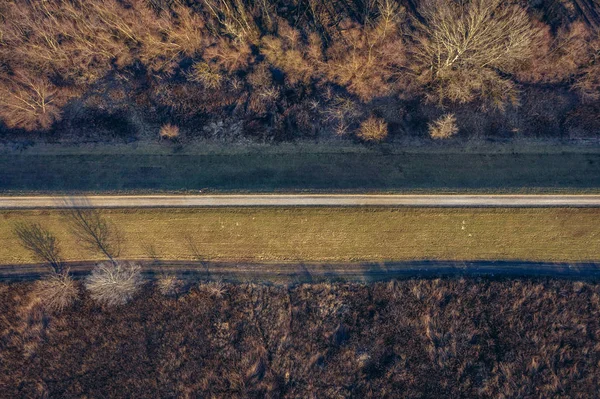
[357,117,388,142]
[157,275,183,297]
[35,273,79,312]
[159,124,180,141]
[188,62,223,89]
[429,114,458,139]
[323,5,407,101]
[85,262,143,307]
[323,96,361,136]
[201,281,227,298]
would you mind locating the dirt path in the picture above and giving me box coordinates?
[2,194,600,208]
[2,260,599,283]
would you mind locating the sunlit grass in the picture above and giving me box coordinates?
[1,207,599,264]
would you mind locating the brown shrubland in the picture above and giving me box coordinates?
[1,278,599,397]
[0,0,598,138]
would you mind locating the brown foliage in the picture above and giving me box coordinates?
[1,279,599,397]
[159,123,180,140]
[0,0,599,137]
[0,72,69,130]
[260,19,323,86]
[323,3,407,101]
[357,116,389,142]
[429,113,458,139]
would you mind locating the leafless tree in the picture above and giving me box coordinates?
[13,222,64,274]
[85,261,143,307]
[63,198,121,264]
[13,221,79,311]
[0,72,67,131]
[411,0,543,108]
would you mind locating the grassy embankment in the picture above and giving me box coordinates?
[1,207,599,264]
[1,141,599,193]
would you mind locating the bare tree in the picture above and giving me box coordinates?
[63,198,121,264]
[0,72,68,131]
[13,221,79,311]
[157,274,184,298]
[411,0,543,108]
[85,261,143,307]
[357,116,388,142]
[13,222,64,274]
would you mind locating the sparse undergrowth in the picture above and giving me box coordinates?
[0,278,598,397]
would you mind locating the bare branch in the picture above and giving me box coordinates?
[13,222,64,274]
[63,197,121,263]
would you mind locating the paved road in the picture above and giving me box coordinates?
[1,260,599,282]
[1,194,600,208]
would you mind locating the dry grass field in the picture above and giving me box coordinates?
[2,279,599,397]
[1,207,599,264]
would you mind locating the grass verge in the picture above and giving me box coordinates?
[1,207,599,264]
[1,141,599,193]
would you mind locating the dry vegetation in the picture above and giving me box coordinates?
[357,116,389,142]
[85,262,143,307]
[0,278,599,397]
[159,123,180,141]
[0,0,599,140]
[34,273,79,312]
[1,207,600,264]
[429,113,458,139]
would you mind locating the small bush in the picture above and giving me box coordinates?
[429,114,458,140]
[188,62,223,89]
[159,124,180,141]
[201,281,227,298]
[36,273,79,312]
[85,262,143,307]
[157,275,183,297]
[357,117,388,142]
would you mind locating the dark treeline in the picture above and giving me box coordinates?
[0,0,599,141]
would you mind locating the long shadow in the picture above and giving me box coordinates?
[1,259,599,282]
